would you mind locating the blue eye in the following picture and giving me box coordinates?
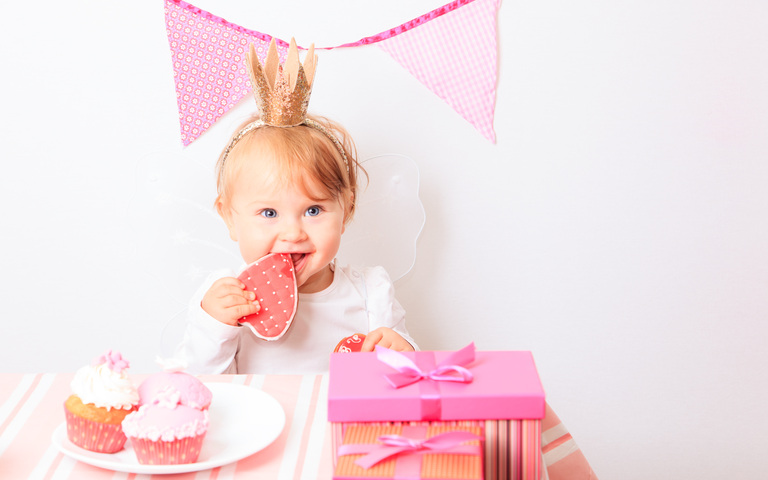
[260,209,278,218]
[305,206,322,217]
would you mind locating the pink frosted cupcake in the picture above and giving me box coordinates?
[138,371,212,410]
[64,350,139,453]
[122,388,209,465]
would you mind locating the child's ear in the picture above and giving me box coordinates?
[216,198,239,242]
[342,191,355,229]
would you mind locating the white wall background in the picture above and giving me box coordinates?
[2,0,767,478]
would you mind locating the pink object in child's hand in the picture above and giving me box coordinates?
[334,333,366,353]
[237,253,298,341]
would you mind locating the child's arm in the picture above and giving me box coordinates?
[361,327,415,352]
[357,265,418,352]
[201,276,261,325]
[174,271,258,374]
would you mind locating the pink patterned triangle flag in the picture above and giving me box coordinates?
[377,0,500,142]
[165,0,289,146]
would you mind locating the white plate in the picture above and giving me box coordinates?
[52,382,285,474]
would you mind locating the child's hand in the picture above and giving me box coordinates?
[361,327,415,352]
[201,277,260,326]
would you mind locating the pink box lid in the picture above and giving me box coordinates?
[328,349,545,422]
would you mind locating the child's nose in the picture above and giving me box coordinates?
[278,219,307,242]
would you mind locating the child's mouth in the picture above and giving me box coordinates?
[290,253,307,271]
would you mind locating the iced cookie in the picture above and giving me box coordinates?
[334,333,366,353]
[237,253,298,340]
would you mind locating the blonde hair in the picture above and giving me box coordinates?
[215,114,364,223]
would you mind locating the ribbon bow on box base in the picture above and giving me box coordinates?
[337,425,483,476]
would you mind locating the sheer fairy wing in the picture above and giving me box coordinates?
[337,154,425,281]
[128,148,241,357]
[129,149,241,300]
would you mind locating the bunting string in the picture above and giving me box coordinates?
[165,0,500,146]
[331,0,483,48]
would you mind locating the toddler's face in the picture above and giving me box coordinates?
[219,161,346,294]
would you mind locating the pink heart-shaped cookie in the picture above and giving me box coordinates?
[237,253,297,341]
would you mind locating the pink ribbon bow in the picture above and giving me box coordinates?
[375,342,476,388]
[338,429,482,469]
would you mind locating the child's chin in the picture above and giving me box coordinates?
[297,268,333,294]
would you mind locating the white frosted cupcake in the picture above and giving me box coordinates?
[63,350,139,453]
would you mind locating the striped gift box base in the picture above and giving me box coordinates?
[332,420,541,480]
[334,424,483,479]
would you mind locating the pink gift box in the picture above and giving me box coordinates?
[328,345,546,480]
[328,348,545,422]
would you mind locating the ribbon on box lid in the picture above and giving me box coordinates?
[375,343,475,421]
[376,342,476,388]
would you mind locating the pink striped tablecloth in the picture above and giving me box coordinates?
[0,373,596,479]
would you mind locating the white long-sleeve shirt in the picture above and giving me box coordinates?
[174,263,417,374]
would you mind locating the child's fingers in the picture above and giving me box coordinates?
[210,276,246,289]
[210,278,261,305]
[213,297,260,325]
[361,328,414,352]
[230,302,261,320]
[389,337,415,352]
[211,278,249,295]
[217,286,256,303]
[219,293,260,309]
[361,330,383,352]
[361,329,397,352]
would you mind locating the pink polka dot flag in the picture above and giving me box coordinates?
[165,1,289,146]
[164,0,501,145]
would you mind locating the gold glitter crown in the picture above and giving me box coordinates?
[219,38,349,176]
[248,38,317,127]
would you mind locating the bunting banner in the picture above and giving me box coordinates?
[165,0,500,146]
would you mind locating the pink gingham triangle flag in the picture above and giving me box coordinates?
[377,0,500,142]
[164,0,288,146]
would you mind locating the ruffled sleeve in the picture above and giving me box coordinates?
[174,269,242,374]
[360,266,418,350]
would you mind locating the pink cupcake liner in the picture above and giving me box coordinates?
[64,408,128,453]
[129,433,206,465]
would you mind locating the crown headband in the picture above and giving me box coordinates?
[219,38,349,175]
